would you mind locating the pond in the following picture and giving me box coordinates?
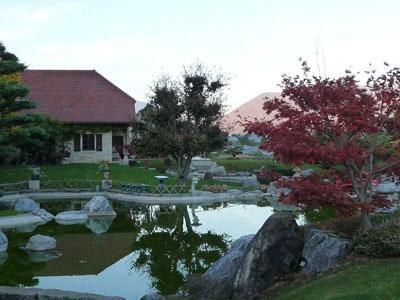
[0,198,276,300]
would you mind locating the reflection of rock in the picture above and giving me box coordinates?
[302,227,352,274]
[0,251,7,266]
[55,210,88,225]
[203,234,254,291]
[84,195,116,217]
[233,213,304,298]
[26,234,56,251]
[85,216,115,234]
[0,231,7,252]
[16,223,42,233]
[14,198,39,212]
[27,249,61,262]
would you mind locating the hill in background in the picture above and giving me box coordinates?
[222,92,280,135]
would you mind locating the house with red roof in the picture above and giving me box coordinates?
[21,70,136,163]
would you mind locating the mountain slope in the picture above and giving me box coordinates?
[223,92,280,134]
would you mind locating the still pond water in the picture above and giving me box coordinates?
[1,198,276,300]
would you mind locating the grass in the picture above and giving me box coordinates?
[272,258,400,300]
[215,158,294,175]
[0,210,24,217]
[0,163,240,188]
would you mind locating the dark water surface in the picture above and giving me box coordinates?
[0,199,274,300]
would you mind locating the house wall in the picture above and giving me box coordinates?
[64,131,113,163]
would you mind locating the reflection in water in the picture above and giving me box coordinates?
[131,205,229,295]
[0,199,270,298]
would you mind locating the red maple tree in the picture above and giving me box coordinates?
[245,61,400,228]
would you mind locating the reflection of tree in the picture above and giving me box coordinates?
[0,232,45,286]
[131,205,229,295]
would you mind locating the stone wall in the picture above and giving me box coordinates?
[64,131,113,163]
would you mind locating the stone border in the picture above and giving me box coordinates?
[0,286,124,300]
[0,190,265,206]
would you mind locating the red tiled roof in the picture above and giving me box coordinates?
[21,70,136,124]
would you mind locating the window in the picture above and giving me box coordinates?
[74,135,81,152]
[82,134,95,151]
[96,134,103,151]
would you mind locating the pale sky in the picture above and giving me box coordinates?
[1,0,400,111]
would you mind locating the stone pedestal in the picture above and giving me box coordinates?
[102,180,112,190]
[120,156,129,165]
[28,180,40,190]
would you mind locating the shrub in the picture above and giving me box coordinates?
[355,218,400,257]
[202,185,228,193]
[319,216,362,238]
[156,165,168,174]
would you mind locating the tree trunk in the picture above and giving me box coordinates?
[362,209,372,230]
[177,156,192,185]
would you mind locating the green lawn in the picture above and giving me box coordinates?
[272,258,400,300]
[0,163,240,188]
[0,210,24,217]
[215,158,294,175]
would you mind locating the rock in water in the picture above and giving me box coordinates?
[26,234,56,251]
[14,198,39,212]
[55,210,88,225]
[302,227,352,274]
[233,213,304,298]
[84,195,116,217]
[139,293,165,300]
[0,231,8,252]
[202,234,254,294]
[32,209,54,221]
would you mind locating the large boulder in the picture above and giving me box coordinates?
[32,209,54,221]
[232,213,304,298]
[139,293,165,300]
[373,181,400,194]
[14,198,39,212]
[240,175,259,188]
[302,227,352,274]
[55,210,88,225]
[26,234,56,251]
[203,235,254,289]
[211,165,227,177]
[0,231,8,252]
[266,181,290,195]
[84,196,116,217]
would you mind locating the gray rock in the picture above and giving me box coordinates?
[240,175,259,188]
[139,293,165,300]
[27,249,61,262]
[14,198,39,212]
[301,169,314,177]
[267,181,290,195]
[85,216,115,234]
[0,286,124,300]
[55,210,88,225]
[26,234,56,251]
[243,190,264,199]
[84,196,116,217]
[203,234,254,289]
[211,166,227,177]
[0,251,7,266]
[233,213,304,298]
[32,209,54,221]
[0,231,8,252]
[227,189,243,197]
[302,227,352,274]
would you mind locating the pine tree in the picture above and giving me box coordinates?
[0,42,49,163]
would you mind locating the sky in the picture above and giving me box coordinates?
[1,0,400,111]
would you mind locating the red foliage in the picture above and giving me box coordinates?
[245,61,400,215]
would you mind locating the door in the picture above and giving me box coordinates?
[112,136,124,159]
